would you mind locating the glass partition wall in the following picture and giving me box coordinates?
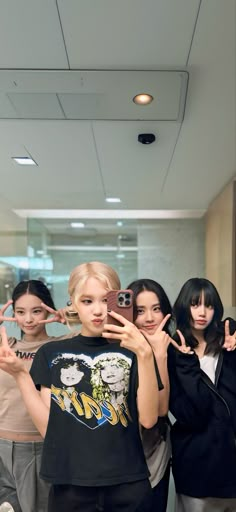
[27,217,138,333]
[0,216,206,337]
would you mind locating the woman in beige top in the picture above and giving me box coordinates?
[0,279,76,512]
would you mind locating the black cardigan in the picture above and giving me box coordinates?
[168,319,236,498]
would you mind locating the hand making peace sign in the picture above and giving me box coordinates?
[222,319,236,351]
[138,317,194,355]
[171,329,194,354]
[0,326,26,376]
[37,303,67,324]
[0,300,15,323]
[138,314,172,357]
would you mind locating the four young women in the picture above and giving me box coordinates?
[0,270,235,512]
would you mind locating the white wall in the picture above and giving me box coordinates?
[137,219,205,304]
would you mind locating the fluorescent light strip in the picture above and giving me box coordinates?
[47,245,138,251]
[13,209,206,219]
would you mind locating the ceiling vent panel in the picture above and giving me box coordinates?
[0,70,188,121]
[7,93,64,119]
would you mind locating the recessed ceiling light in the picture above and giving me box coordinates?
[12,156,37,165]
[117,221,123,227]
[71,222,85,228]
[105,197,121,203]
[133,93,153,105]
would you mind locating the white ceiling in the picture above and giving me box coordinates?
[0,0,235,236]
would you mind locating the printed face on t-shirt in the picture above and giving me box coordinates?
[51,352,132,429]
[100,362,125,384]
[60,364,84,386]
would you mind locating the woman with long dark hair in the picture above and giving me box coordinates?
[169,277,236,512]
[127,279,173,512]
[0,280,76,512]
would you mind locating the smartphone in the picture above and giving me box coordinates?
[106,289,134,332]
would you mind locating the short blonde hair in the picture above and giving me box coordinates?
[66,261,121,324]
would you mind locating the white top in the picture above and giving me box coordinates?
[141,424,171,487]
[199,353,219,384]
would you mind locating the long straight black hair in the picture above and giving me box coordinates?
[127,278,172,334]
[174,277,224,354]
[12,280,55,311]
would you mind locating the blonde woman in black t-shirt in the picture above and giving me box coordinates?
[0,262,160,512]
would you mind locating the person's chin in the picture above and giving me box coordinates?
[23,327,37,333]
[91,323,104,336]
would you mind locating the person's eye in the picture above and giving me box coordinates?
[33,309,43,314]
[15,310,24,315]
[153,306,161,312]
[82,299,92,304]
[103,298,107,303]
[207,305,213,310]
[136,309,144,315]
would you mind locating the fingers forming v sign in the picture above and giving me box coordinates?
[139,314,172,355]
[0,326,11,353]
[170,330,194,354]
[0,326,25,375]
[222,320,236,351]
[38,303,66,324]
[0,300,15,323]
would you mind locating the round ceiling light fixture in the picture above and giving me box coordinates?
[133,93,154,105]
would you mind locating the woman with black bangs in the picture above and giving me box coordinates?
[168,277,236,512]
[126,278,178,512]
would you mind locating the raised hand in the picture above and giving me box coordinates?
[102,310,152,357]
[170,329,194,354]
[38,303,66,324]
[139,314,171,356]
[0,326,26,375]
[0,300,15,323]
[222,320,236,351]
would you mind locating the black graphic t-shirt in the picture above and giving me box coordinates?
[30,334,149,486]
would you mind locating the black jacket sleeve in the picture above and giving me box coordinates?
[168,345,213,430]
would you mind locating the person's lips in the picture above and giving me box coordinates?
[92,319,103,325]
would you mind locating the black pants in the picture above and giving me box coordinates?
[151,461,171,512]
[48,479,152,512]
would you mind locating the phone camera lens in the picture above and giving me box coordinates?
[125,300,130,306]
[125,293,130,299]
[118,296,124,302]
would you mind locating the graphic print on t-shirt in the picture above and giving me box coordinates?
[51,351,132,429]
